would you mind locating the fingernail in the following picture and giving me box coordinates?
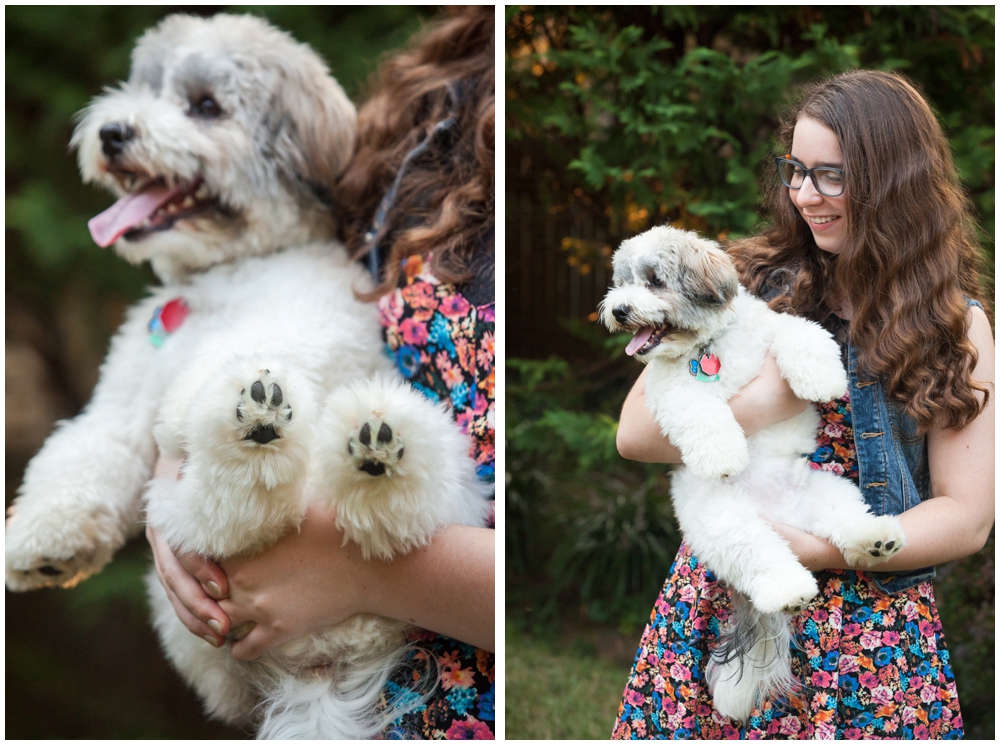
[205,581,222,598]
[202,635,221,648]
[207,619,223,635]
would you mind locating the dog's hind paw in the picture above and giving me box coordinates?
[841,515,906,569]
[235,370,293,445]
[347,416,405,477]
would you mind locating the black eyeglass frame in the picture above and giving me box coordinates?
[774,157,846,197]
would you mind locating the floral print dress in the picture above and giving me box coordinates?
[376,251,495,740]
[612,390,964,740]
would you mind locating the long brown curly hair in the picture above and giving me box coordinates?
[731,70,990,433]
[336,6,494,299]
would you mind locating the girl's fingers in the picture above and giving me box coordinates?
[177,551,229,600]
[147,524,231,639]
[163,581,226,647]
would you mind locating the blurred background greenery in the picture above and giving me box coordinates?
[505,5,994,739]
[5,5,432,738]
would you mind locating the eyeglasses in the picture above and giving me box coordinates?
[775,156,845,197]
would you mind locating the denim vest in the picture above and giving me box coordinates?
[848,298,984,594]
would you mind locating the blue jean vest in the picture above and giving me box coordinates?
[847,298,984,594]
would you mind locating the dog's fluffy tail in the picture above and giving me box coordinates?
[255,644,436,740]
[705,590,797,723]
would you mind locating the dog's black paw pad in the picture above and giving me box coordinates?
[236,373,292,444]
[348,417,405,476]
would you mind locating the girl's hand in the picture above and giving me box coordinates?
[218,502,372,662]
[147,456,231,648]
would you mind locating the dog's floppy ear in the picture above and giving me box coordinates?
[683,240,739,306]
[264,54,357,207]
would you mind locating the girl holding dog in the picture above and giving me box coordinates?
[147,7,496,739]
[614,70,993,739]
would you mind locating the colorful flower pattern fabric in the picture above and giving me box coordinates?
[376,252,495,740]
[612,395,963,740]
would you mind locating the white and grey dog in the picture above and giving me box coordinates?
[5,13,490,739]
[601,225,905,722]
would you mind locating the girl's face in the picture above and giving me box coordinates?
[788,116,848,255]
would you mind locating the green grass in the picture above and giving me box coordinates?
[505,624,631,739]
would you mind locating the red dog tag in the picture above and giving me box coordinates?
[700,353,721,376]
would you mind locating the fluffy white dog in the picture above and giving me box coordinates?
[601,225,905,722]
[5,13,490,739]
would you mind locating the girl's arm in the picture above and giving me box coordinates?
[147,458,495,659]
[617,353,811,463]
[771,306,995,571]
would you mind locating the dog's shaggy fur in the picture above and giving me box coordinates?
[5,14,490,739]
[602,225,905,722]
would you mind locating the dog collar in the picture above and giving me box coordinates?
[148,297,189,347]
[689,344,721,382]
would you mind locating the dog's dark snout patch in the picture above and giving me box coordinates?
[99,122,134,158]
[612,304,632,324]
[37,565,63,576]
[246,424,279,444]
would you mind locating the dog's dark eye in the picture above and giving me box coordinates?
[190,94,222,119]
[647,275,665,289]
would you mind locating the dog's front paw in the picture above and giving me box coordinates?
[786,360,847,402]
[747,567,819,615]
[840,515,906,569]
[236,370,293,445]
[5,505,116,591]
[347,416,405,477]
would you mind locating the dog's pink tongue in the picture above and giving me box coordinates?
[626,327,654,356]
[87,183,184,248]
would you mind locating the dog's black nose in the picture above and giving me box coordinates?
[612,304,631,324]
[99,122,134,158]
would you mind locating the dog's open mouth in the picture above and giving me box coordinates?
[625,324,676,356]
[88,177,219,248]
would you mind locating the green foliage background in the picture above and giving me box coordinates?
[5,6,430,738]
[505,5,994,739]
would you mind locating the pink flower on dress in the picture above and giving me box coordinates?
[679,585,697,603]
[669,663,691,681]
[871,686,895,706]
[439,294,471,319]
[445,717,493,739]
[809,670,833,687]
[400,317,429,346]
[843,622,862,637]
[882,631,901,645]
[860,630,882,650]
[859,671,879,689]
[778,715,803,736]
[840,656,860,674]
[913,723,929,739]
[626,689,645,706]
[813,609,829,622]
[824,420,845,438]
[919,685,938,704]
